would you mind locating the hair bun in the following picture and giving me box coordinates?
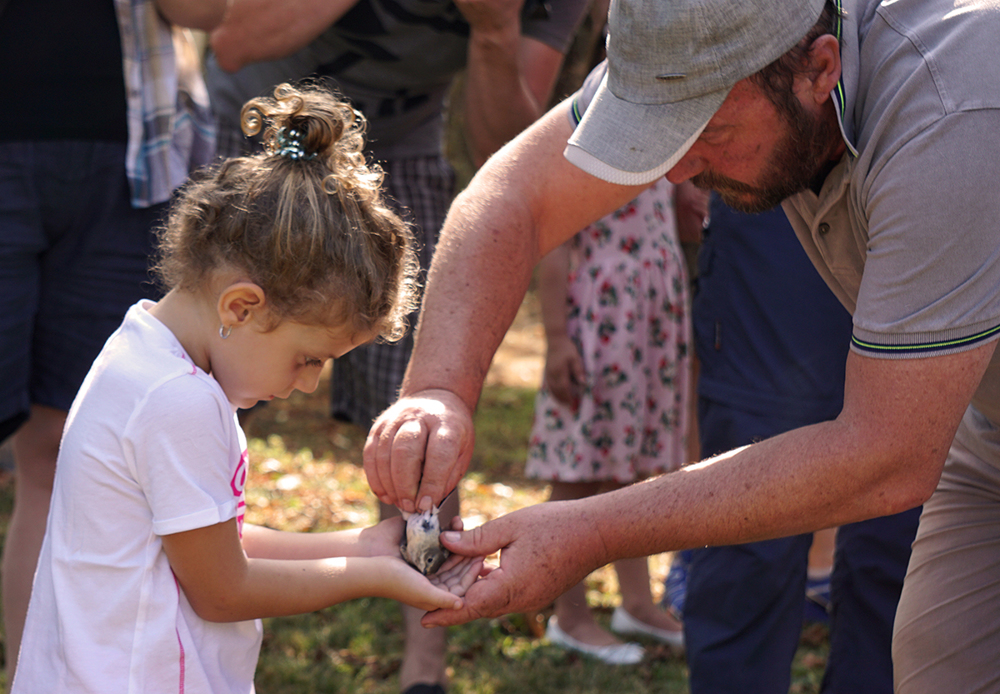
[240,82,367,165]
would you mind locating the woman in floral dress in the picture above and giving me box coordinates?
[527,177,693,663]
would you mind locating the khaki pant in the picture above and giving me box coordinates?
[894,405,1000,693]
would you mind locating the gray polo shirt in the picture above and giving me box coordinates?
[570,0,1000,423]
[781,0,1000,424]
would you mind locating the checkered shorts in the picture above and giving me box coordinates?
[329,154,456,426]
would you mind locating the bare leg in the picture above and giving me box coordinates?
[604,478,682,635]
[808,527,837,576]
[548,481,625,646]
[615,556,683,633]
[398,603,447,690]
[806,526,836,615]
[1,405,64,685]
[380,490,460,691]
[553,580,625,647]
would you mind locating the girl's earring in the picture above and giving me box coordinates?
[220,324,233,340]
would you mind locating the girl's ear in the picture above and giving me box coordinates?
[217,282,266,332]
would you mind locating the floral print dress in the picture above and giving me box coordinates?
[526,178,691,483]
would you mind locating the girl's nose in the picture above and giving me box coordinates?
[295,367,322,394]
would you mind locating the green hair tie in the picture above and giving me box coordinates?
[275,127,316,161]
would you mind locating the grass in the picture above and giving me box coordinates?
[236,381,702,694]
[0,295,830,692]
[237,376,830,694]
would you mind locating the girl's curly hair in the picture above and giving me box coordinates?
[154,83,419,341]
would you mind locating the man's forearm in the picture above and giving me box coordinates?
[585,343,997,562]
[210,0,360,72]
[584,418,926,564]
[463,32,557,166]
[463,30,558,166]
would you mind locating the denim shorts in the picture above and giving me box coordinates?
[0,141,166,440]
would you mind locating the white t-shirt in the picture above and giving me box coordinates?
[13,301,262,694]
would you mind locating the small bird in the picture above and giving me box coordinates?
[400,502,451,576]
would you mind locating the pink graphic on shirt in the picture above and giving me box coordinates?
[235,500,246,537]
[231,450,248,536]
[231,450,248,495]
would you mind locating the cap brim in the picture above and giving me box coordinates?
[565,72,730,186]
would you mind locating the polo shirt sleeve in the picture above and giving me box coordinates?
[567,60,607,128]
[852,108,1000,359]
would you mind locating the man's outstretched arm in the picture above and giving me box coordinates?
[363,99,646,513]
[422,340,996,626]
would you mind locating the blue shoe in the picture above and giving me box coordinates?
[662,550,692,618]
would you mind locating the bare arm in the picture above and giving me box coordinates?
[587,344,994,553]
[239,517,401,560]
[209,0,360,72]
[155,0,230,30]
[458,0,567,166]
[161,518,481,622]
[424,341,996,625]
[363,100,647,512]
[537,241,585,407]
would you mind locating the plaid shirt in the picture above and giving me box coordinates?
[115,0,215,207]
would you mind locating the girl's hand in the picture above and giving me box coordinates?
[543,335,585,409]
[425,515,489,597]
[390,513,485,606]
[358,516,406,558]
[359,507,466,560]
[378,554,485,612]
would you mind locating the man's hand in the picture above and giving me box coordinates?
[209,0,362,73]
[420,500,609,627]
[454,0,525,37]
[674,180,710,244]
[428,554,488,597]
[364,389,475,514]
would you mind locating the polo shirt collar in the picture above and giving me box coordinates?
[831,0,860,158]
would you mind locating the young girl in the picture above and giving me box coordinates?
[11,84,481,693]
[527,178,692,663]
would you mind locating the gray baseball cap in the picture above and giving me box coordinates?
[565,0,827,185]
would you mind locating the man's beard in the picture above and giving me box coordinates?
[692,97,840,214]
